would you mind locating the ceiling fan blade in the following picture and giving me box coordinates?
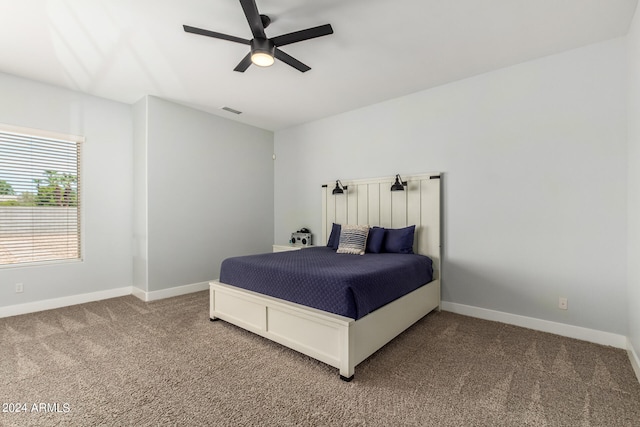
[271,24,333,47]
[234,53,253,72]
[183,25,250,45]
[274,48,311,72]
[239,0,266,39]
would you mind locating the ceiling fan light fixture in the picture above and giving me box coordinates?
[251,52,274,67]
[250,38,275,67]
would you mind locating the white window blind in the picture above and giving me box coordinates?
[0,124,83,267]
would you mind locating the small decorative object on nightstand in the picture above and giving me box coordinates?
[274,228,314,252]
[290,228,312,246]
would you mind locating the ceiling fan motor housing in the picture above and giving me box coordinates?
[251,38,275,56]
[251,38,275,66]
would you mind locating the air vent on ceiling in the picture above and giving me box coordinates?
[221,106,242,115]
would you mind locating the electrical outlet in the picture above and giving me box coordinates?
[558,297,568,310]
[15,283,23,293]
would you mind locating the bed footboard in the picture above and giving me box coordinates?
[209,278,439,380]
[210,280,355,377]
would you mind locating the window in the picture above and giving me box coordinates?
[0,124,83,267]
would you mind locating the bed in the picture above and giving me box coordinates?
[209,173,441,381]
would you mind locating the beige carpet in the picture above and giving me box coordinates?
[0,291,638,426]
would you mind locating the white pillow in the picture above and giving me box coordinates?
[336,224,370,255]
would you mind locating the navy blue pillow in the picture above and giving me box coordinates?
[383,225,415,254]
[366,227,385,253]
[327,223,341,249]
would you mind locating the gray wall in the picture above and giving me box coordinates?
[132,97,149,293]
[138,96,274,292]
[0,72,133,306]
[0,76,274,306]
[274,38,628,335]
[627,8,640,364]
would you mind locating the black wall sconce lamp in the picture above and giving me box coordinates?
[332,180,348,195]
[390,174,407,191]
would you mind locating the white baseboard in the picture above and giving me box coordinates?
[0,281,211,318]
[441,301,628,349]
[132,281,209,302]
[628,339,640,384]
[0,287,133,319]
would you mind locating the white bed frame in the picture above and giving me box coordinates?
[209,173,441,380]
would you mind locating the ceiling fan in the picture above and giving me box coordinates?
[183,0,333,73]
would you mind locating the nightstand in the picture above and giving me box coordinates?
[272,244,313,253]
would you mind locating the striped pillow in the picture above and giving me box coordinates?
[336,224,370,255]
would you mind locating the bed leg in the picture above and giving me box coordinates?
[340,374,354,382]
[210,317,220,322]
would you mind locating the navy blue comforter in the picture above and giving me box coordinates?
[219,246,433,320]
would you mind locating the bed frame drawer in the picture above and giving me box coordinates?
[213,289,267,332]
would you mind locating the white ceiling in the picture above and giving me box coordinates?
[0,0,637,131]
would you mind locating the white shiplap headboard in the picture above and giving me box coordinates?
[321,173,441,273]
